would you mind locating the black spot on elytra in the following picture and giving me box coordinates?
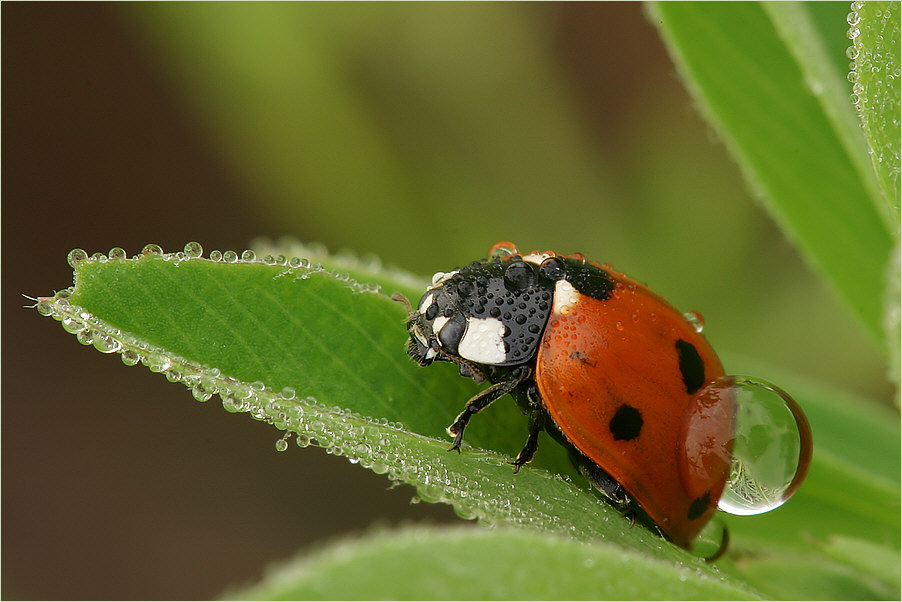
[676,339,705,394]
[609,404,643,441]
[688,491,712,521]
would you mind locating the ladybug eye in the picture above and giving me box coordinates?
[436,314,466,354]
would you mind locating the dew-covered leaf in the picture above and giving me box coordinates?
[36,243,900,598]
[38,245,677,560]
[649,2,895,344]
[850,0,901,219]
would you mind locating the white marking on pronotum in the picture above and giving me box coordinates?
[457,316,506,364]
[553,279,580,314]
[430,270,459,287]
[522,252,552,265]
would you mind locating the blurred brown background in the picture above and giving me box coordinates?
[2,3,887,599]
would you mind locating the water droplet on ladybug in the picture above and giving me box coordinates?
[681,376,812,517]
[719,377,811,515]
[684,311,705,333]
[503,260,535,290]
[489,241,519,259]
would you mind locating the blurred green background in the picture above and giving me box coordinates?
[3,3,890,599]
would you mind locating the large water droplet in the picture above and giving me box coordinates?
[721,377,811,515]
[684,376,812,516]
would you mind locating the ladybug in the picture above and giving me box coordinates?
[397,242,734,551]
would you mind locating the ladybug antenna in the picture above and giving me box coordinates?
[391,292,414,317]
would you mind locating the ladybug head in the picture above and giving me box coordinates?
[404,274,472,368]
[401,258,557,378]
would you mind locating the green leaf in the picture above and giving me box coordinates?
[762,2,888,225]
[37,243,900,599]
[225,526,762,601]
[822,535,902,593]
[731,549,899,600]
[39,246,679,559]
[649,2,895,344]
[850,1,901,219]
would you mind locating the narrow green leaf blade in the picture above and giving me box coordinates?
[650,2,894,344]
[851,1,901,219]
[732,550,899,600]
[226,527,762,601]
[822,535,902,593]
[762,2,887,226]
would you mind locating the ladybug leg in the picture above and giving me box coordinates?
[576,457,630,506]
[621,508,637,528]
[447,367,531,453]
[510,409,545,472]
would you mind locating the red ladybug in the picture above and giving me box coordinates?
[399,242,735,551]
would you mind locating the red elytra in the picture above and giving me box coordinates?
[534,263,733,549]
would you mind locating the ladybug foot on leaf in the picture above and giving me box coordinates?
[447,423,465,454]
[509,408,545,473]
[621,508,638,528]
